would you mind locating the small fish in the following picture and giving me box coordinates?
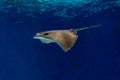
[33,24,101,52]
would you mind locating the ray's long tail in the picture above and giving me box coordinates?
[74,24,101,32]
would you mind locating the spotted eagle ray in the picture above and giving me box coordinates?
[33,24,101,52]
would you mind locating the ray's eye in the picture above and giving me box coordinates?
[43,33,49,36]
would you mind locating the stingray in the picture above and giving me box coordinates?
[33,24,101,52]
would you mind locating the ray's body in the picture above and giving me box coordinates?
[33,24,101,52]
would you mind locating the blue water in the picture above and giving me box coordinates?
[0,0,120,80]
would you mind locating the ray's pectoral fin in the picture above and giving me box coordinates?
[53,33,78,52]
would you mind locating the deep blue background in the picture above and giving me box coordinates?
[0,9,120,80]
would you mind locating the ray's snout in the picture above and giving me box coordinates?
[33,33,42,39]
[35,33,42,36]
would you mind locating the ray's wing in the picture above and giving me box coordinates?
[51,31,78,52]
